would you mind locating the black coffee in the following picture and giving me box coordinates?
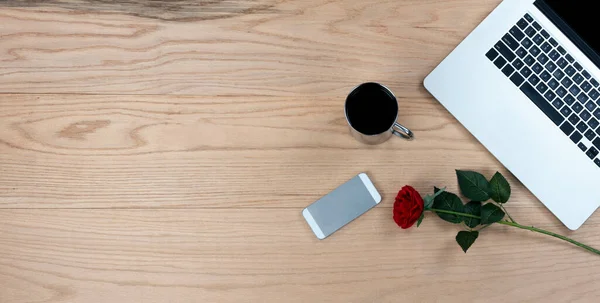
[345,83,398,135]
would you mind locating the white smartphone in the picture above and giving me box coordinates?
[302,173,382,240]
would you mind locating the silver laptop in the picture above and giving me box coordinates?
[425,0,600,230]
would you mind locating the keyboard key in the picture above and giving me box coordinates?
[594,137,600,149]
[594,108,600,120]
[513,58,524,70]
[585,129,596,141]
[510,73,525,86]
[529,74,540,86]
[586,101,597,112]
[541,42,552,53]
[570,85,581,96]
[521,37,533,49]
[556,86,567,98]
[494,56,507,69]
[595,159,600,167]
[509,26,525,41]
[502,65,515,76]
[573,103,584,113]
[566,54,575,63]
[590,89,600,100]
[531,45,541,56]
[495,41,516,61]
[553,69,565,81]
[564,94,575,105]
[560,78,573,89]
[515,47,527,58]
[503,34,520,50]
[532,21,542,31]
[538,54,549,64]
[548,38,558,47]
[561,77,573,89]
[486,49,499,61]
[591,143,600,154]
[578,93,589,103]
[540,71,551,81]
[548,79,559,89]
[565,66,576,76]
[561,106,573,117]
[569,113,581,125]
[574,62,583,71]
[524,14,533,22]
[521,82,564,126]
[518,18,529,29]
[582,81,592,92]
[571,131,583,143]
[574,73,585,84]
[545,90,556,101]
[581,110,592,121]
[545,62,557,73]
[560,122,575,135]
[587,147,599,159]
[583,70,592,79]
[524,26,536,38]
[532,62,543,73]
[524,55,535,66]
[591,78,600,87]
[552,99,564,109]
[533,34,544,45]
[557,58,568,69]
[589,118,599,129]
[580,140,589,150]
[537,82,548,93]
[521,66,532,78]
[557,46,567,55]
[577,121,588,133]
[549,50,560,60]
[540,30,550,39]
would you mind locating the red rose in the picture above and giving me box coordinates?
[393,186,424,229]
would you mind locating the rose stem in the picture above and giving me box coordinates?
[498,204,516,223]
[428,208,600,256]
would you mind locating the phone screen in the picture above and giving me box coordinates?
[303,173,381,239]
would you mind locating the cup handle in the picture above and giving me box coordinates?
[392,122,414,140]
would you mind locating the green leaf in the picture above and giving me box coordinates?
[456,231,479,253]
[417,213,425,227]
[456,170,491,201]
[424,187,446,209]
[463,201,482,228]
[489,172,511,203]
[432,191,464,224]
[480,203,505,224]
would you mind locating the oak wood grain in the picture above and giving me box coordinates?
[1,209,600,303]
[1,93,532,210]
[2,0,599,302]
[0,0,498,95]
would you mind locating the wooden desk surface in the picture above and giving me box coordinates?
[1,0,599,302]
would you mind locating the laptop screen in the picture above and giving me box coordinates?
[537,0,600,68]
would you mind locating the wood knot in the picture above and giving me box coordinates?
[58,120,111,140]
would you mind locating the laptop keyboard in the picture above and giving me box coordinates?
[486,13,600,168]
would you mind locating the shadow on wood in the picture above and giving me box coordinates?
[1,0,278,21]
